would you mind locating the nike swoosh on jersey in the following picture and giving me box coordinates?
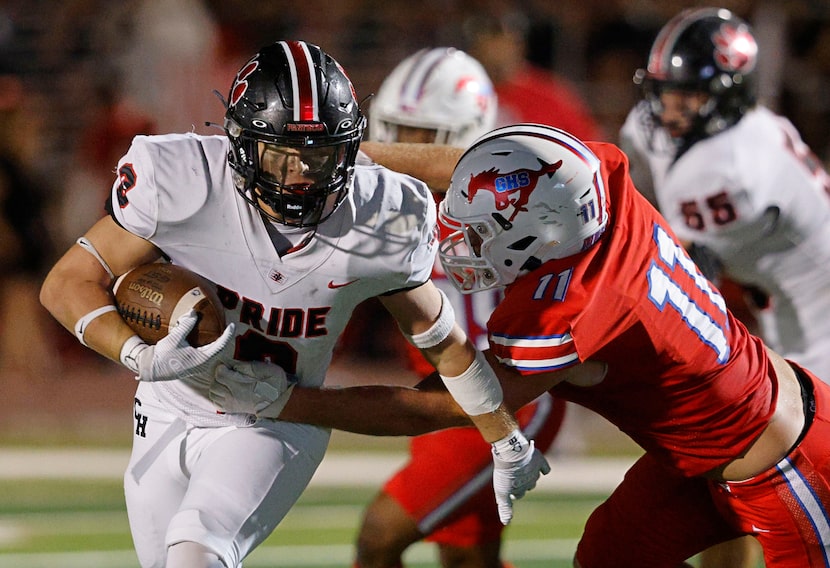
[328,279,359,289]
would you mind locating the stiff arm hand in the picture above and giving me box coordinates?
[491,429,551,524]
[121,310,235,382]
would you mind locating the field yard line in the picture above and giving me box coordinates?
[0,448,636,493]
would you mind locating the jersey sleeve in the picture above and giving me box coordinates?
[378,167,438,287]
[109,134,215,243]
[348,165,439,292]
[110,136,159,239]
[488,300,581,374]
[408,185,438,285]
[355,150,375,167]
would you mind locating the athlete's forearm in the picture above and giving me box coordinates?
[277,384,470,435]
[42,218,166,365]
[40,244,133,363]
[360,141,464,192]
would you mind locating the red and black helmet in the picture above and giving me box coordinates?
[225,41,366,227]
[634,8,758,144]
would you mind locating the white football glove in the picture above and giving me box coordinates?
[210,361,296,417]
[122,310,235,382]
[491,429,551,525]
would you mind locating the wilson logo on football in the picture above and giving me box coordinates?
[127,283,164,306]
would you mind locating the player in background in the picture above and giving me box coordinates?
[258,123,830,567]
[356,47,565,568]
[620,8,830,565]
[39,41,548,568]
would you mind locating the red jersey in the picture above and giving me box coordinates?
[488,142,775,476]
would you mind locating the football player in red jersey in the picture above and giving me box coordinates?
[39,41,547,568]
[269,123,830,567]
[355,47,566,568]
[620,8,830,567]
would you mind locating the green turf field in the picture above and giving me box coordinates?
[0,428,760,567]
[0,476,766,567]
[0,477,603,567]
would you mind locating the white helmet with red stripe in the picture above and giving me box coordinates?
[439,124,608,293]
[370,47,497,147]
[225,40,366,227]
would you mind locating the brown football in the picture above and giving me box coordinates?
[112,263,226,347]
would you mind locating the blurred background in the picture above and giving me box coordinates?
[0,0,827,565]
[1,0,829,450]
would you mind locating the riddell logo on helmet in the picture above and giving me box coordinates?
[468,160,563,223]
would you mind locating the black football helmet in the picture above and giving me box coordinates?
[634,8,758,147]
[225,40,366,227]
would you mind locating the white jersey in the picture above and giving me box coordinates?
[621,102,830,378]
[111,133,437,426]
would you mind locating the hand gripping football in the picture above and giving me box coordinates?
[112,263,226,347]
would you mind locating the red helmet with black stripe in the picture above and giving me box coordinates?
[225,41,366,227]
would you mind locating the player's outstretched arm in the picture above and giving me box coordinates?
[276,355,600,437]
[379,281,518,441]
[277,382,470,435]
[360,141,464,193]
[380,280,551,524]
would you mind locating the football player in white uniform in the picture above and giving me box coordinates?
[40,41,548,568]
[356,47,565,568]
[621,8,830,380]
[619,7,830,567]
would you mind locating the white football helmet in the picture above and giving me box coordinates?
[370,47,497,147]
[439,124,609,293]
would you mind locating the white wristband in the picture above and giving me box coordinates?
[120,335,149,375]
[440,349,503,416]
[405,288,455,349]
[74,305,118,346]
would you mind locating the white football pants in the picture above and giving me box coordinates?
[125,381,330,568]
